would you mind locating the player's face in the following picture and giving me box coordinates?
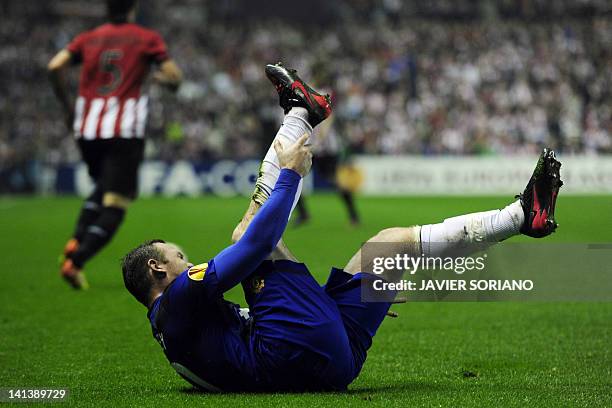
[153,242,193,282]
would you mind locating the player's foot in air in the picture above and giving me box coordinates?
[265,62,332,127]
[518,148,563,238]
[60,258,89,290]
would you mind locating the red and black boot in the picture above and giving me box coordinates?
[265,62,332,128]
[518,148,563,238]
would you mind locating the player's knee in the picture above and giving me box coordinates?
[368,226,421,244]
[369,227,400,242]
[102,192,132,209]
[403,226,421,244]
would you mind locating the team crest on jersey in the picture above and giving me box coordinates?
[188,263,208,281]
[249,276,265,294]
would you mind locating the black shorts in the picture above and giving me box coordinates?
[78,139,144,199]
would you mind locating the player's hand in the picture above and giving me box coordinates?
[152,60,182,93]
[274,133,312,177]
[153,70,180,92]
[152,71,169,84]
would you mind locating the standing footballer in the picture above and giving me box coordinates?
[48,0,182,289]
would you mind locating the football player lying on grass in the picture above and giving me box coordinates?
[121,63,563,392]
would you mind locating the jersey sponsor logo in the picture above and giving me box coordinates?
[187,263,208,281]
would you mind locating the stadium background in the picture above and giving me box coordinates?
[1,0,611,406]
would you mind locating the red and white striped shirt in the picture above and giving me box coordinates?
[67,22,168,140]
[73,95,149,139]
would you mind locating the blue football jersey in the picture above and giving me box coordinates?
[148,260,256,391]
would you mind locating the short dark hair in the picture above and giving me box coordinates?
[106,0,137,22]
[122,239,166,306]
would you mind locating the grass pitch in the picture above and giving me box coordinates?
[0,194,611,407]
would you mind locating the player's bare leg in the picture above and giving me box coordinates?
[344,149,563,275]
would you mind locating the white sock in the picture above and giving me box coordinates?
[252,107,312,215]
[420,200,524,257]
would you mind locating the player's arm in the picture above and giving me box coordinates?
[232,201,297,261]
[212,135,312,292]
[152,59,183,91]
[47,49,75,129]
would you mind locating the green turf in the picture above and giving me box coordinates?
[0,195,611,407]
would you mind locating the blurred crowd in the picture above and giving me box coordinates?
[0,0,610,177]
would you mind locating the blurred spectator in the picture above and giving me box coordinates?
[0,0,610,177]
